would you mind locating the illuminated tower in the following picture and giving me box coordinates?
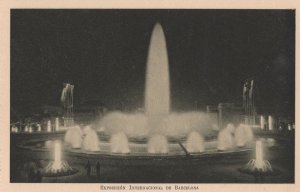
[242,79,256,125]
[61,83,74,127]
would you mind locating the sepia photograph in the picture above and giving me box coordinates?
[9,9,295,184]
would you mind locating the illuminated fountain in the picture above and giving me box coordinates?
[246,140,272,172]
[110,132,130,153]
[186,131,205,153]
[234,124,253,147]
[144,23,170,153]
[239,140,280,180]
[217,124,235,151]
[98,23,215,153]
[49,141,62,170]
[148,134,169,154]
[95,23,253,154]
[21,23,254,157]
[82,126,100,151]
[44,140,77,177]
[64,125,83,148]
[145,23,170,130]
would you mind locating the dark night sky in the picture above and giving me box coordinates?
[11,9,295,116]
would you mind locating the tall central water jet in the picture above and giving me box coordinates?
[145,23,170,133]
[98,23,213,154]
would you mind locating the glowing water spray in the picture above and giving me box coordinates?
[52,141,62,170]
[255,141,264,169]
[145,23,170,133]
[244,140,273,172]
[145,23,171,153]
[45,140,75,175]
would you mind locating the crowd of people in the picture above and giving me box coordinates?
[22,159,101,182]
[85,160,101,177]
[24,163,43,183]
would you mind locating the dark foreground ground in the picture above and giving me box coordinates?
[10,132,295,183]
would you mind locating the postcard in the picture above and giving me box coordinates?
[0,0,298,192]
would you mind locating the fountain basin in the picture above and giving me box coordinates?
[238,166,281,177]
[17,137,253,158]
[43,161,78,177]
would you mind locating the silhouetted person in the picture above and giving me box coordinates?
[35,170,42,183]
[254,172,264,183]
[96,161,100,177]
[28,167,35,182]
[85,160,91,177]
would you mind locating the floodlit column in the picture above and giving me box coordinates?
[260,115,265,130]
[55,118,59,131]
[47,120,51,132]
[25,125,29,132]
[268,115,273,131]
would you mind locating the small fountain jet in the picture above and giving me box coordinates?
[238,140,281,182]
[44,140,76,176]
[245,140,273,172]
